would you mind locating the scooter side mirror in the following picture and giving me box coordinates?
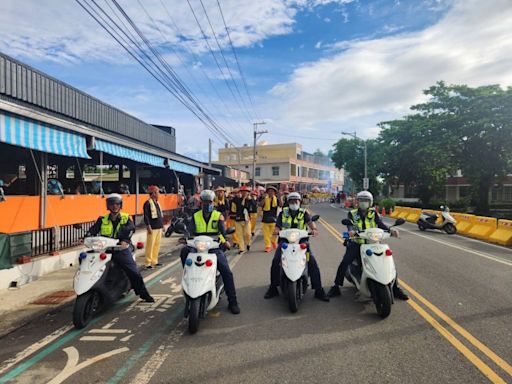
[341,219,353,226]
[226,227,236,235]
[311,215,320,222]
[394,218,406,226]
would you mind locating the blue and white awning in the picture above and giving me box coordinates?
[0,111,90,158]
[94,139,165,168]
[169,159,199,176]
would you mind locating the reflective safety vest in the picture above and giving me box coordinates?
[281,207,306,230]
[193,210,225,242]
[350,208,377,244]
[100,212,130,239]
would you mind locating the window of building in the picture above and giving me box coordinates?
[504,186,512,201]
[255,167,261,177]
[290,164,296,176]
[272,166,279,176]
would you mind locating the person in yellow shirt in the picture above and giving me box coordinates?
[230,185,252,253]
[259,185,279,253]
[249,190,259,237]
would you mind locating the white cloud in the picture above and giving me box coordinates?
[315,41,322,49]
[270,0,512,142]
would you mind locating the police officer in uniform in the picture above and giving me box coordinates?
[264,192,330,301]
[86,194,155,302]
[327,190,409,300]
[180,190,241,314]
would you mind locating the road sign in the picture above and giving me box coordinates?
[363,178,369,190]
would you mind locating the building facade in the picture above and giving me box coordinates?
[216,142,344,192]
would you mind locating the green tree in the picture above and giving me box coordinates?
[331,138,382,196]
[412,82,512,212]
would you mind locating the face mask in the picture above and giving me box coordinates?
[289,203,300,211]
[202,203,213,213]
[359,201,370,210]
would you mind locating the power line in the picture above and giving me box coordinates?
[216,0,259,120]
[185,0,253,124]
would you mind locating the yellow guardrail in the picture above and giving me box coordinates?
[489,219,512,246]
[466,216,498,241]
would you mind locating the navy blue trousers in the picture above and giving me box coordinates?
[112,248,150,297]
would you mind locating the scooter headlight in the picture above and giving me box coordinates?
[194,240,210,252]
[288,231,300,243]
[84,238,107,251]
[369,232,383,242]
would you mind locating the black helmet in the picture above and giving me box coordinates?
[106,193,123,209]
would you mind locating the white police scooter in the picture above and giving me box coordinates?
[341,218,405,319]
[279,215,320,313]
[178,225,236,334]
[417,206,457,234]
[73,237,142,328]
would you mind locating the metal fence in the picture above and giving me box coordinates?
[0,53,176,153]
[31,220,96,257]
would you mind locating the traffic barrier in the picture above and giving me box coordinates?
[389,206,400,218]
[466,216,498,241]
[451,213,475,235]
[397,207,410,219]
[405,208,422,223]
[488,219,512,246]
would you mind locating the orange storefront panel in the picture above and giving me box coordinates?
[1,194,179,233]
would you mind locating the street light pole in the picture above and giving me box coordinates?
[341,131,368,190]
[253,121,267,188]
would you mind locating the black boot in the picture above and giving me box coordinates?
[327,285,341,297]
[393,286,409,301]
[315,288,330,302]
[228,301,240,314]
[264,285,279,299]
[140,293,155,303]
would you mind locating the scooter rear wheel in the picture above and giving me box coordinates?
[444,223,457,234]
[417,223,426,231]
[73,291,101,329]
[188,299,201,334]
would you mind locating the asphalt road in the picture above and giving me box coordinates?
[0,203,510,384]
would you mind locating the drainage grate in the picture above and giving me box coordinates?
[31,291,75,305]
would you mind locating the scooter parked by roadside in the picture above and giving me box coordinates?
[72,237,143,328]
[279,215,320,313]
[176,223,235,334]
[341,218,405,319]
[417,206,457,234]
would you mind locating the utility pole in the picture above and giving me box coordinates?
[208,138,212,167]
[341,131,368,190]
[252,121,267,188]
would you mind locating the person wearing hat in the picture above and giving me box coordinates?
[259,185,279,252]
[143,185,164,269]
[227,188,239,247]
[248,190,259,237]
[230,185,252,253]
[214,186,229,219]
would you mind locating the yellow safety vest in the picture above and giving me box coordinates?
[281,207,306,230]
[100,212,130,239]
[193,210,226,243]
[350,208,377,244]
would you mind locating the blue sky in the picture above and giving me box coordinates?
[1,0,512,161]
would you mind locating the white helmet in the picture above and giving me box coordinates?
[288,192,301,201]
[106,193,123,209]
[200,189,215,202]
[356,190,373,206]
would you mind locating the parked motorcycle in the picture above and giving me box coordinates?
[177,224,235,334]
[417,206,457,234]
[341,218,405,319]
[278,214,320,313]
[165,211,189,238]
[72,237,143,328]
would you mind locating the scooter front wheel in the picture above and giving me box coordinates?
[188,298,201,334]
[73,291,101,329]
[444,223,457,234]
[372,282,392,319]
[287,281,299,313]
[417,222,426,231]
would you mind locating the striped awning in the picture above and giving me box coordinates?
[94,139,165,168]
[169,159,199,176]
[0,111,90,158]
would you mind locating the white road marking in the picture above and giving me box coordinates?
[102,317,120,330]
[0,325,74,375]
[120,334,135,342]
[88,329,128,334]
[46,346,129,384]
[398,227,512,267]
[79,336,117,342]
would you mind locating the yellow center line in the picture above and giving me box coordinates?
[315,213,510,383]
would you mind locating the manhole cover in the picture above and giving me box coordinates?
[31,291,75,305]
